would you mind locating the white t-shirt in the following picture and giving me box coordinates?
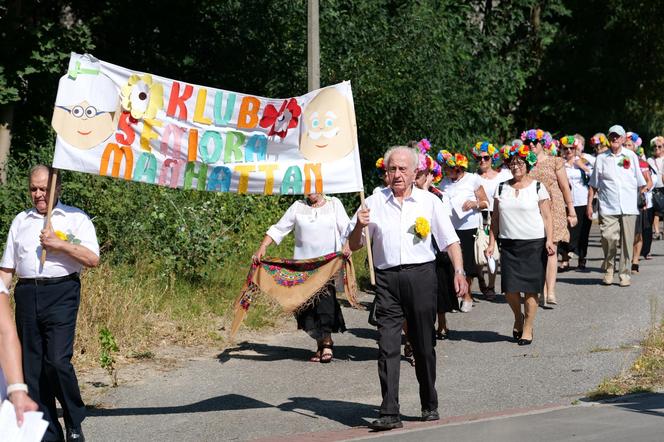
[478,169,512,212]
[266,197,350,260]
[565,160,592,207]
[494,180,550,240]
[439,172,482,230]
[647,157,664,188]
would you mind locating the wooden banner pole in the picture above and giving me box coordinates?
[359,191,376,286]
[39,168,59,271]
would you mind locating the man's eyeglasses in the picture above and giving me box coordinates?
[56,105,108,119]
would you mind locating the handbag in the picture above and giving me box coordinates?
[653,188,664,213]
[474,222,499,266]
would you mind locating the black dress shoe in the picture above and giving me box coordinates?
[422,409,440,421]
[368,415,403,431]
[518,338,532,346]
[66,428,85,442]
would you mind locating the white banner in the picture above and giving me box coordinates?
[51,53,364,195]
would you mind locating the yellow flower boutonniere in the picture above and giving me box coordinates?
[414,217,430,240]
[55,230,81,245]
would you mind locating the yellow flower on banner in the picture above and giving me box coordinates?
[121,73,164,120]
[55,230,68,241]
[414,217,430,239]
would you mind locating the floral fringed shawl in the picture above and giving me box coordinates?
[229,252,360,340]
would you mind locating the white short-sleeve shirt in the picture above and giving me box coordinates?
[565,160,592,207]
[478,168,512,212]
[0,280,8,400]
[494,180,550,240]
[589,148,646,216]
[347,186,460,270]
[266,197,350,260]
[439,172,483,230]
[1,203,100,278]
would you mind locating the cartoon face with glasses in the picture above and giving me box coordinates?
[299,87,356,162]
[51,56,121,150]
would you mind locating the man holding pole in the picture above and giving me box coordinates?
[348,146,467,431]
[0,165,99,442]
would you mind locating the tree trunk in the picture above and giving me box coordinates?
[0,104,13,185]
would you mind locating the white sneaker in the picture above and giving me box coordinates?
[460,300,473,312]
[619,276,631,287]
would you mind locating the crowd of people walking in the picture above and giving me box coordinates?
[251,124,660,431]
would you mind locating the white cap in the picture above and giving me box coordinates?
[608,124,626,137]
[54,53,119,111]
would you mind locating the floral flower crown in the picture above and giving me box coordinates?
[503,143,538,167]
[626,132,642,147]
[650,136,664,147]
[417,138,432,153]
[559,135,580,148]
[471,141,500,164]
[520,128,553,147]
[590,133,609,147]
[546,139,559,156]
[375,157,385,175]
[437,150,469,169]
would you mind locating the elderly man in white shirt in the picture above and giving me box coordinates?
[587,125,646,286]
[0,165,99,442]
[348,146,466,431]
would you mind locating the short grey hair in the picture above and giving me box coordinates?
[28,164,61,190]
[384,146,419,171]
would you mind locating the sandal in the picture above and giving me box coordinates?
[631,263,639,274]
[436,329,448,340]
[309,349,322,363]
[513,313,524,341]
[320,342,333,364]
[558,261,570,272]
[484,287,496,301]
[404,341,414,358]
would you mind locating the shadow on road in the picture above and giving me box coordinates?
[446,330,512,343]
[277,397,378,427]
[85,394,273,416]
[218,342,378,363]
[557,277,604,285]
[579,392,664,418]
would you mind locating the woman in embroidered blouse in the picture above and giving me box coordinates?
[485,144,554,346]
[253,193,351,363]
[437,150,489,313]
[1,279,38,425]
[472,141,512,300]
[559,136,593,270]
[525,129,576,307]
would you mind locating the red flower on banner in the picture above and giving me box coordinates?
[259,98,302,138]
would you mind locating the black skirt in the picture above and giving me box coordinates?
[436,253,458,313]
[456,228,478,277]
[295,283,346,335]
[500,238,547,294]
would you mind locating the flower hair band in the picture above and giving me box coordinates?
[437,150,469,169]
[626,132,642,147]
[520,128,553,147]
[590,133,609,147]
[559,135,580,148]
[503,142,538,168]
[472,141,500,164]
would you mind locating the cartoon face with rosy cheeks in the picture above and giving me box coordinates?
[299,87,355,162]
[51,55,120,150]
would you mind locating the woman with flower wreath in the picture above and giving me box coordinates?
[648,136,664,240]
[414,141,457,340]
[559,135,593,271]
[253,193,351,363]
[373,157,390,195]
[437,150,489,312]
[524,129,576,306]
[485,144,555,345]
[472,141,512,300]
[624,132,653,273]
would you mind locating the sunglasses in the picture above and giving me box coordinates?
[478,156,492,162]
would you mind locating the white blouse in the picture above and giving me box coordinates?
[266,197,350,260]
[478,168,512,212]
[439,172,483,230]
[494,180,550,240]
[564,159,592,207]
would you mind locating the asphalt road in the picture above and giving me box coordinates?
[81,227,664,441]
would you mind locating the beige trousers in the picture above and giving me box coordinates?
[599,214,636,279]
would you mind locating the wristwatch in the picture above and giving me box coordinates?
[454,269,466,276]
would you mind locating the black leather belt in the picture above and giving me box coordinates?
[18,273,79,286]
[379,262,433,272]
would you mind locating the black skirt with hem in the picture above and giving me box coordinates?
[295,283,346,335]
[500,238,546,294]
